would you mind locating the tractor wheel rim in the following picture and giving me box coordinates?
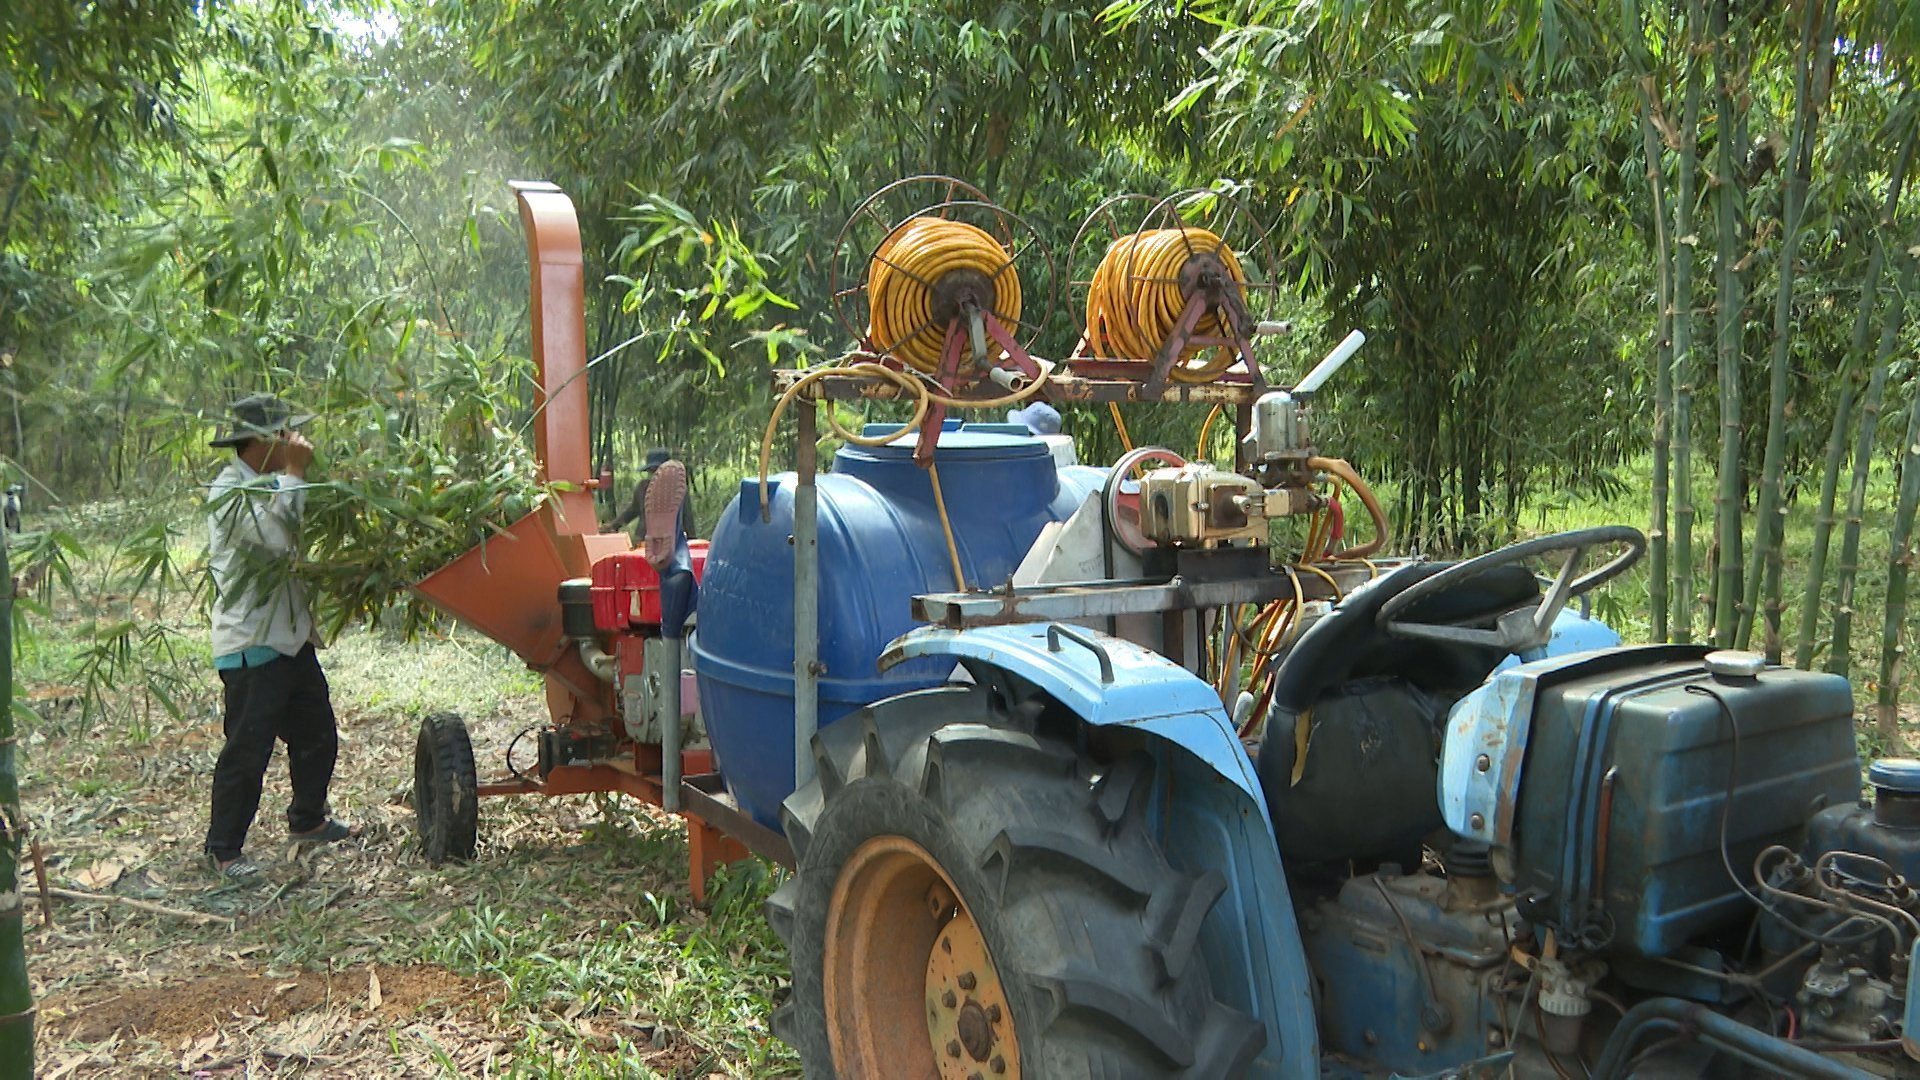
[824,836,1020,1078]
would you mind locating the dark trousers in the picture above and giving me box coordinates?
[205,644,338,861]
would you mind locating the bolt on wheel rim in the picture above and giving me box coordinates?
[823,836,1020,1078]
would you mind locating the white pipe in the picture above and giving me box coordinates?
[1295,329,1366,394]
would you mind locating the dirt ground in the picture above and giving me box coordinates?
[19,625,792,1078]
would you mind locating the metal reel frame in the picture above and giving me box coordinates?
[1067,188,1288,392]
[828,175,1057,368]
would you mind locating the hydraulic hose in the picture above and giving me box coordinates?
[1308,456,1390,561]
[1590,998,1868,1079]
[1086,228,1247,383]
[866,217,1023,374]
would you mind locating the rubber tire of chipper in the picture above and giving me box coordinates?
[414,711,478,863]
[765,683,1265,1078]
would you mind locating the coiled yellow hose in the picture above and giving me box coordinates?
[866,217,1022,374]
[1086,228,1247,383]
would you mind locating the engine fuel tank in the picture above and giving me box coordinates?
[1444,647,1858,957]
[692,424,1102,827]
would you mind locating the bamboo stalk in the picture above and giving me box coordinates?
[1710,0,1748,649]
[1834,258,1919,675]
[1670,0,1709,645]
[1745,0,1836,660]
[1878,377,1920,748]
[1797,105,1918,669]
[0,531,29,1075]
[1642,81,1676,643]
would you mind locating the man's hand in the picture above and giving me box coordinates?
[274,431,315,478]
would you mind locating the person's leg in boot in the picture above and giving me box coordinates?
[205,661,289,877]
[281,644,349,843]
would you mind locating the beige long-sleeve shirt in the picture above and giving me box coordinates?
[207,458,320,661]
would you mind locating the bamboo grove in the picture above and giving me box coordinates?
[1619,0,1920,742]
[2,3,1920,711]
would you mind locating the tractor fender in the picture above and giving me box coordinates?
[880,623,1319,1078]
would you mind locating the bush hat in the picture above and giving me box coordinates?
[209,393,315,448]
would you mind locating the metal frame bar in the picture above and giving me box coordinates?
[774,363,1267,406]
[910,565,1375,629]
[794,400,820,791]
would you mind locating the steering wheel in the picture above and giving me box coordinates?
[1375,526,1646,655]
[1102,447,1188,556]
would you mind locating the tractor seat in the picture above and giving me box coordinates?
[1254,561,1541,867]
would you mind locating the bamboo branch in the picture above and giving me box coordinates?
[1878,377,1920,750]
[1710,0,1749,649]
[1833,257,1918,676]
[1641,79,1676,643]
[0,526,28,1075]
[1745,0,1837,660]
[1799,105,1919,669]
[1670,0,1709,645]
[45,886,234,927]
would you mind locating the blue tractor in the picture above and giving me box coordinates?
[719,412,1912,1079]
[419,181,1917,1079]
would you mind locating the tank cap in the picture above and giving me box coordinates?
[1704,650,1765,681]
[1868,758,1920,795]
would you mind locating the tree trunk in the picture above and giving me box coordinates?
[1878,382,1920,747]
[0,532,31,1075]
[1745,0,1835,660]
[1833,257,1918,676]
[1710,0,1749,649]
[1641,85,1675,643]
[1670,0,1708,645]
[1797,104,1918,669]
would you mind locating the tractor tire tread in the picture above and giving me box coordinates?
[769,684,1262,1079]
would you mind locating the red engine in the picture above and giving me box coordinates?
[588,540,710,631]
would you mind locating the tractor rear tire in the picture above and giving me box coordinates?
[766,683,1264,1079]
[414,712,478,863]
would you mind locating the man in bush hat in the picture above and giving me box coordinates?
[203,393,353,880]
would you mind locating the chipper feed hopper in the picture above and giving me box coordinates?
[415,177,1920,1078]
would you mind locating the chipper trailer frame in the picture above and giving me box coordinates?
[414,178,1920,1078]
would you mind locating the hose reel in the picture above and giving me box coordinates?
[829,176,1056,462]
[1070,191,1286,394]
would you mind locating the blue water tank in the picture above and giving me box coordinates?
[693,423,1104,827]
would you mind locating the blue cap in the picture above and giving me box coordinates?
[1868,758,1920,795]
[1007,401,1061,435]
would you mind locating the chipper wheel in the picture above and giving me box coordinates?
[413,712,478,863]
[766,684,1264,1079]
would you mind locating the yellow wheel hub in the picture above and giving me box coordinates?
[824,836,1021,1078]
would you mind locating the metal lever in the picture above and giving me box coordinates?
[967,306,988,366]
[1046,623,1115,683]
[1294,329,1366,395]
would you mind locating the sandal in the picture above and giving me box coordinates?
[289,819,355,845]
[208,853,263,880]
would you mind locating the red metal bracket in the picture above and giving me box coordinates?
[914,321,969,466]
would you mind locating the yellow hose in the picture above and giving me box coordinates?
[1195,403,1224,462]
[927,459,965,591]
[1086,228,1247,383]
[1307,456,1390,561]
[1107,402,1134,453]
[867,217,1022,374]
